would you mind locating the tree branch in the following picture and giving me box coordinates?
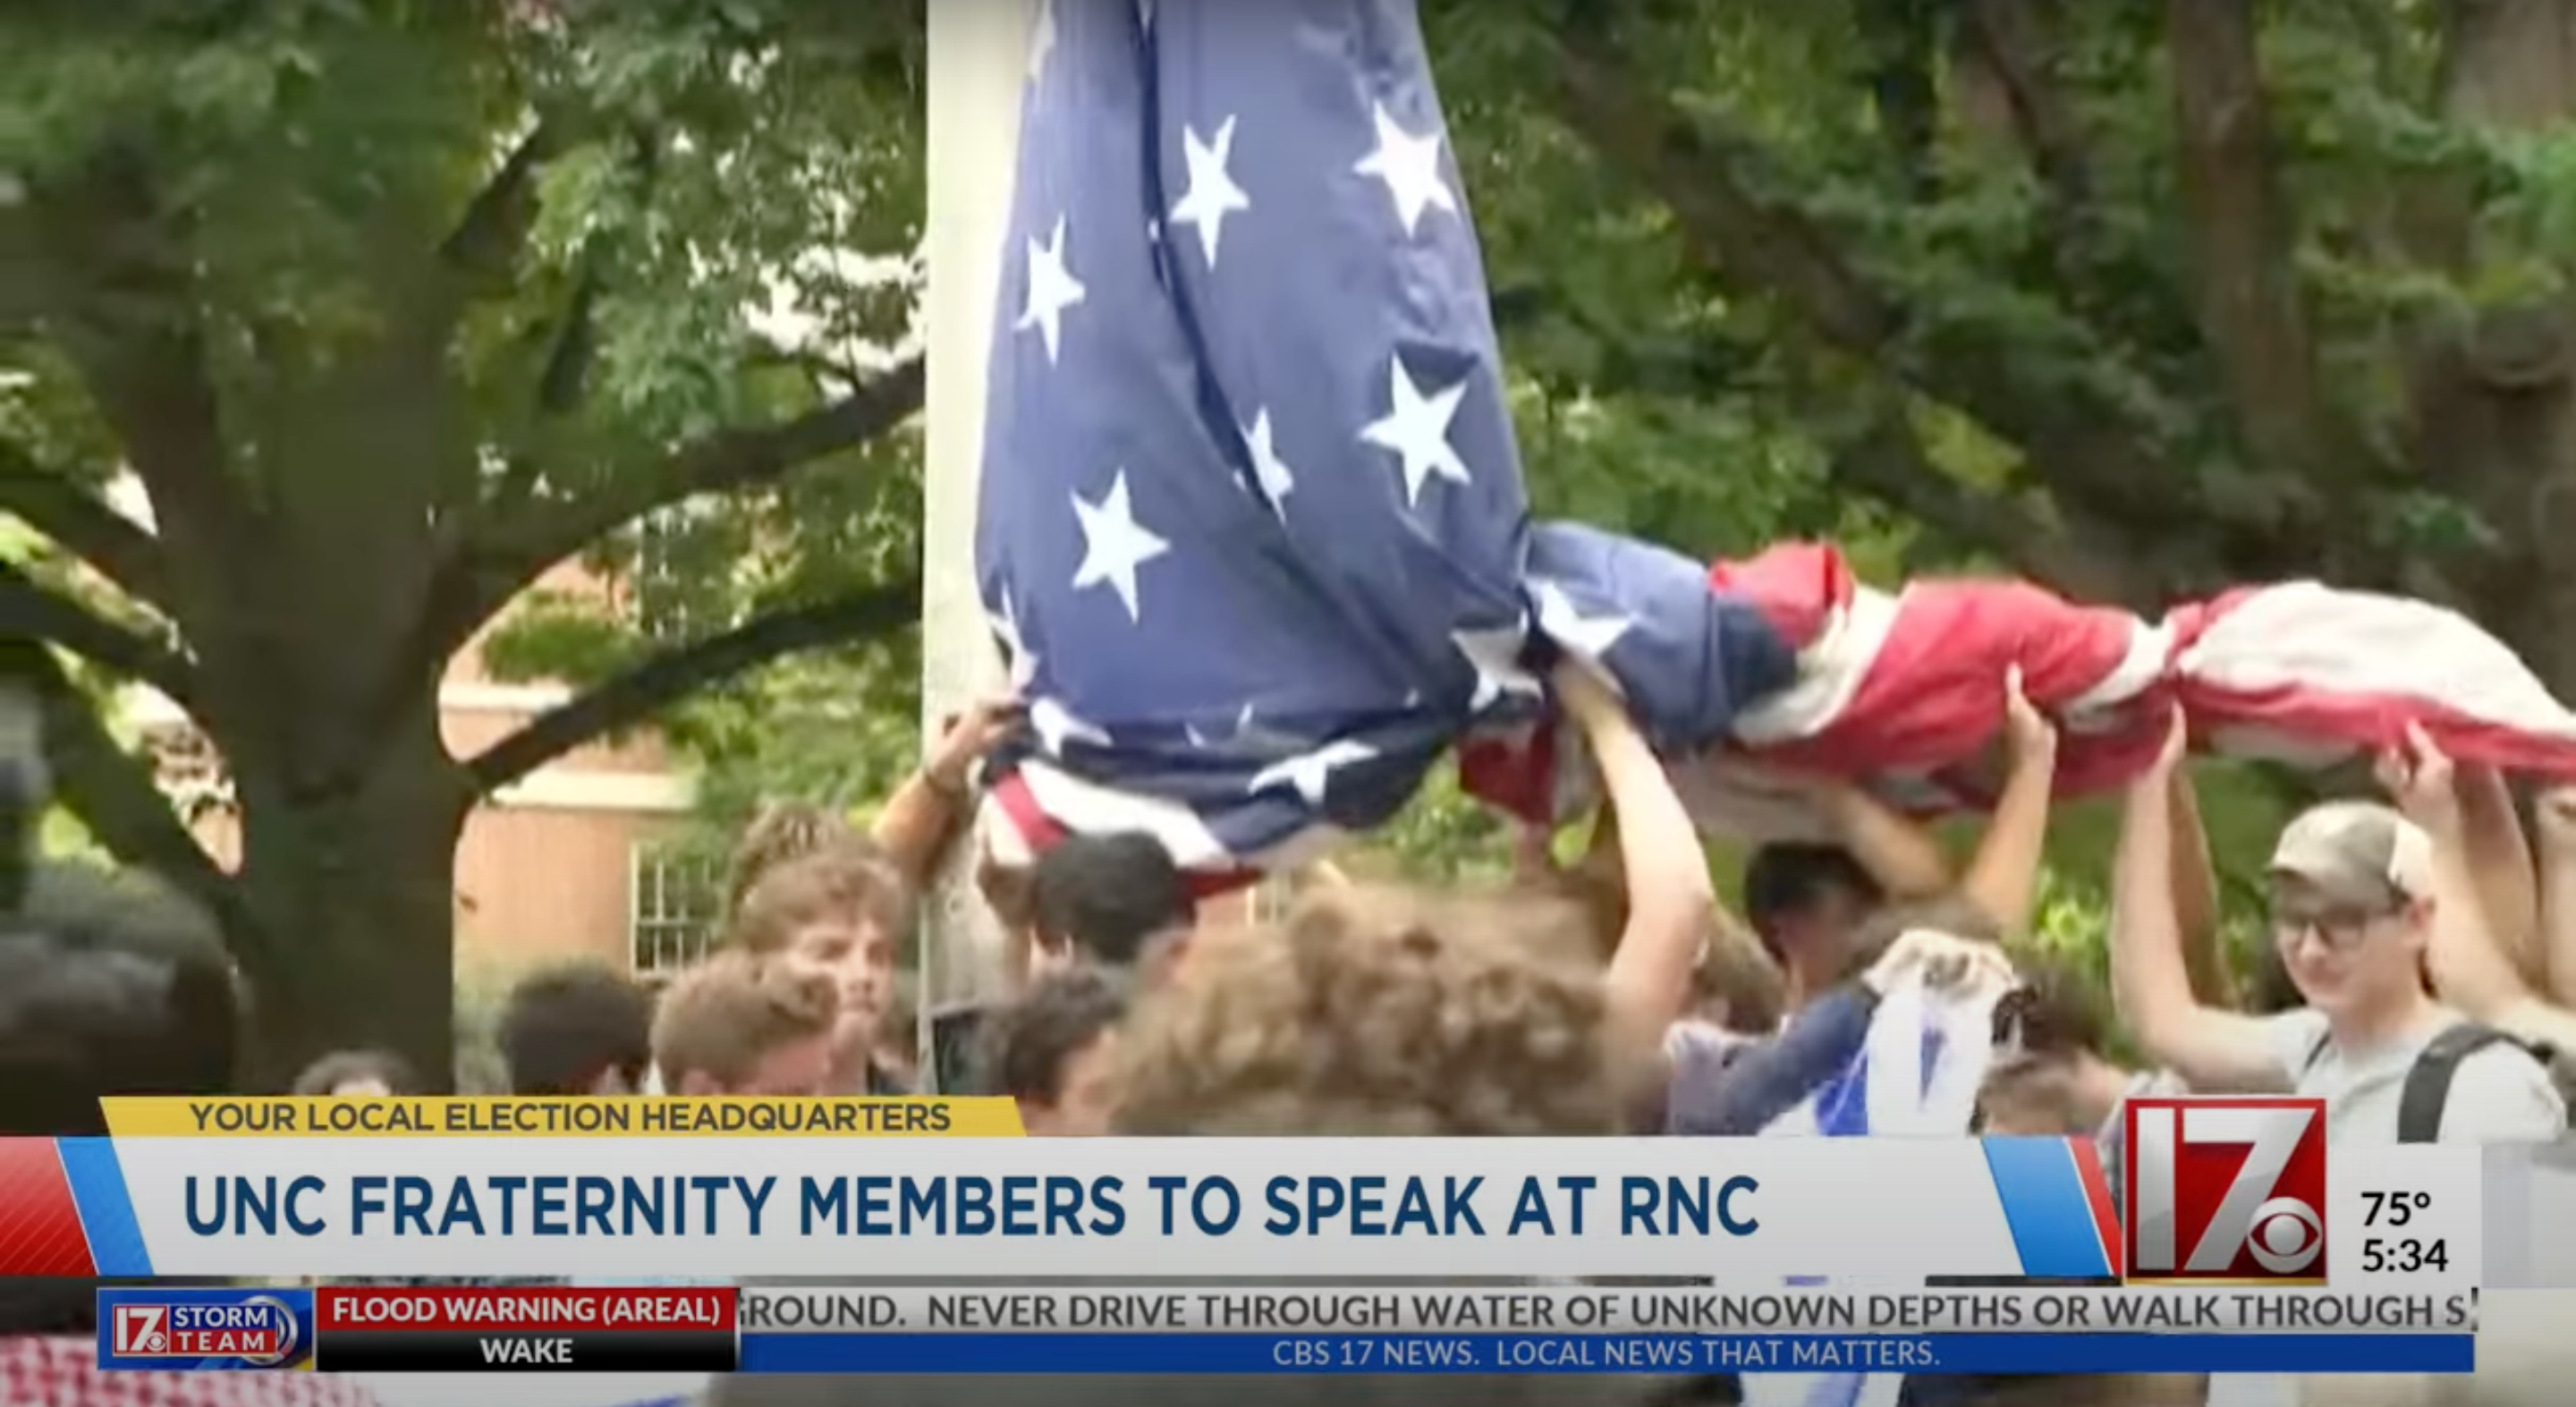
[462,576,920,793]
[0,560,197,706]
[40,148,258,582]
[0,639,245,946]
[1960,0,2097,224]
[1819,400,2165,606]
[440,121,563,294]
[443,355,924,649]
[1552,33,1895,353]
[2165,0,2331,475]
[0,441,169,607]
[1548,24,2222,551]
[1968,0,2091,206]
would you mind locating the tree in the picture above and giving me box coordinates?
[1432,0,2576,689]
[0,0,924,1080]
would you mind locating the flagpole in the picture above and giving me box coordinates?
[919,0,1032,1083]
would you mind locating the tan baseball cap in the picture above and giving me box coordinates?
[2267,801,2433,911]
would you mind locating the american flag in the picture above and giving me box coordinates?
[975,0,1797,878]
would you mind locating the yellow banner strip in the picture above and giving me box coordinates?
[101,1096,1027,1138]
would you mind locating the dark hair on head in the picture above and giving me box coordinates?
[1030,831,1192,968]
[982,968,1128,1106]
[1992,954,2108,1059]
[1742,843,1883,952]
[0,865,242,1333]
[1,862,239,1137]
[500,963,654,1096]
[291,1047,421,1098]
[0,686,237,1334]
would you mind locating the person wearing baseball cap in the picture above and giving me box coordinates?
[2108,713,2563,1148]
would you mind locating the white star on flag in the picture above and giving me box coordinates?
[1242,409,1295,513]
[1248,739,1379,806]
[1170,115,1251,269]
[1532,578,1633,662]
[1018,214,1087,365]
[1451,615,1540,710]
[1186,703,1304,753]
[1030,697,1111,755]
[1352,103,1458,238]
[1070,470,1171,622]
[1360,352,1471,506]
[989,588,1039,688]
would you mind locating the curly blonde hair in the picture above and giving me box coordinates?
[1110,886,1626,1137]
[724,803,858,919]
[728,837,914,955]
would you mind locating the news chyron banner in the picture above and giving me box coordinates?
[93,1282,2479,1376]
[5,1092,2474,1376]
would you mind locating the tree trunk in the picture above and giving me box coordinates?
[225,712,472,1089]
[2411,0,2576,697]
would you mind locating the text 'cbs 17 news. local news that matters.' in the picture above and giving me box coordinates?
[77,1094,2483,1377]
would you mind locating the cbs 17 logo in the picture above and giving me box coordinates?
[111,1306,166,1355]
[2123,1097,2327,1284]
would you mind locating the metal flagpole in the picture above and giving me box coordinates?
[918,0,1034,1088]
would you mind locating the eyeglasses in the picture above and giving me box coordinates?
[2268,905,2399,954]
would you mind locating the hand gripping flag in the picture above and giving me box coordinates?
[1745,964,2015,1407]
[974,0,1797,881]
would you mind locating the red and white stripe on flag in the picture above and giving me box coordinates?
[2167,582,2576,778]
[1697,543,2174,818]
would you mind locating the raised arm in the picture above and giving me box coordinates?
[2460,759,2544,984]
[1552,662,1720,1042]
[871,698,1023,888]
[1809,781,1953,901]
[2538,791,2576,1009]
[1957,669,2057,939]
[2167,767,2234,1008]
[2108,712,2291,1091]
[2387,728,2576,1050]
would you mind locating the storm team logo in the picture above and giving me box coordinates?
[98,1289,314,1370]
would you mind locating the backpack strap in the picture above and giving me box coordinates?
[2397,1023,2519,1143]
[2302,1030,2332,1076]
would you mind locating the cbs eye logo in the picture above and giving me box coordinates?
[2242,1196,2325,1274]
[2124,1098,2329,1283]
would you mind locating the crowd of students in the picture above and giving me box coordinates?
[6,657,2576,1406]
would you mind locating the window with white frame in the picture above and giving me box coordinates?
[629,842,719,974]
